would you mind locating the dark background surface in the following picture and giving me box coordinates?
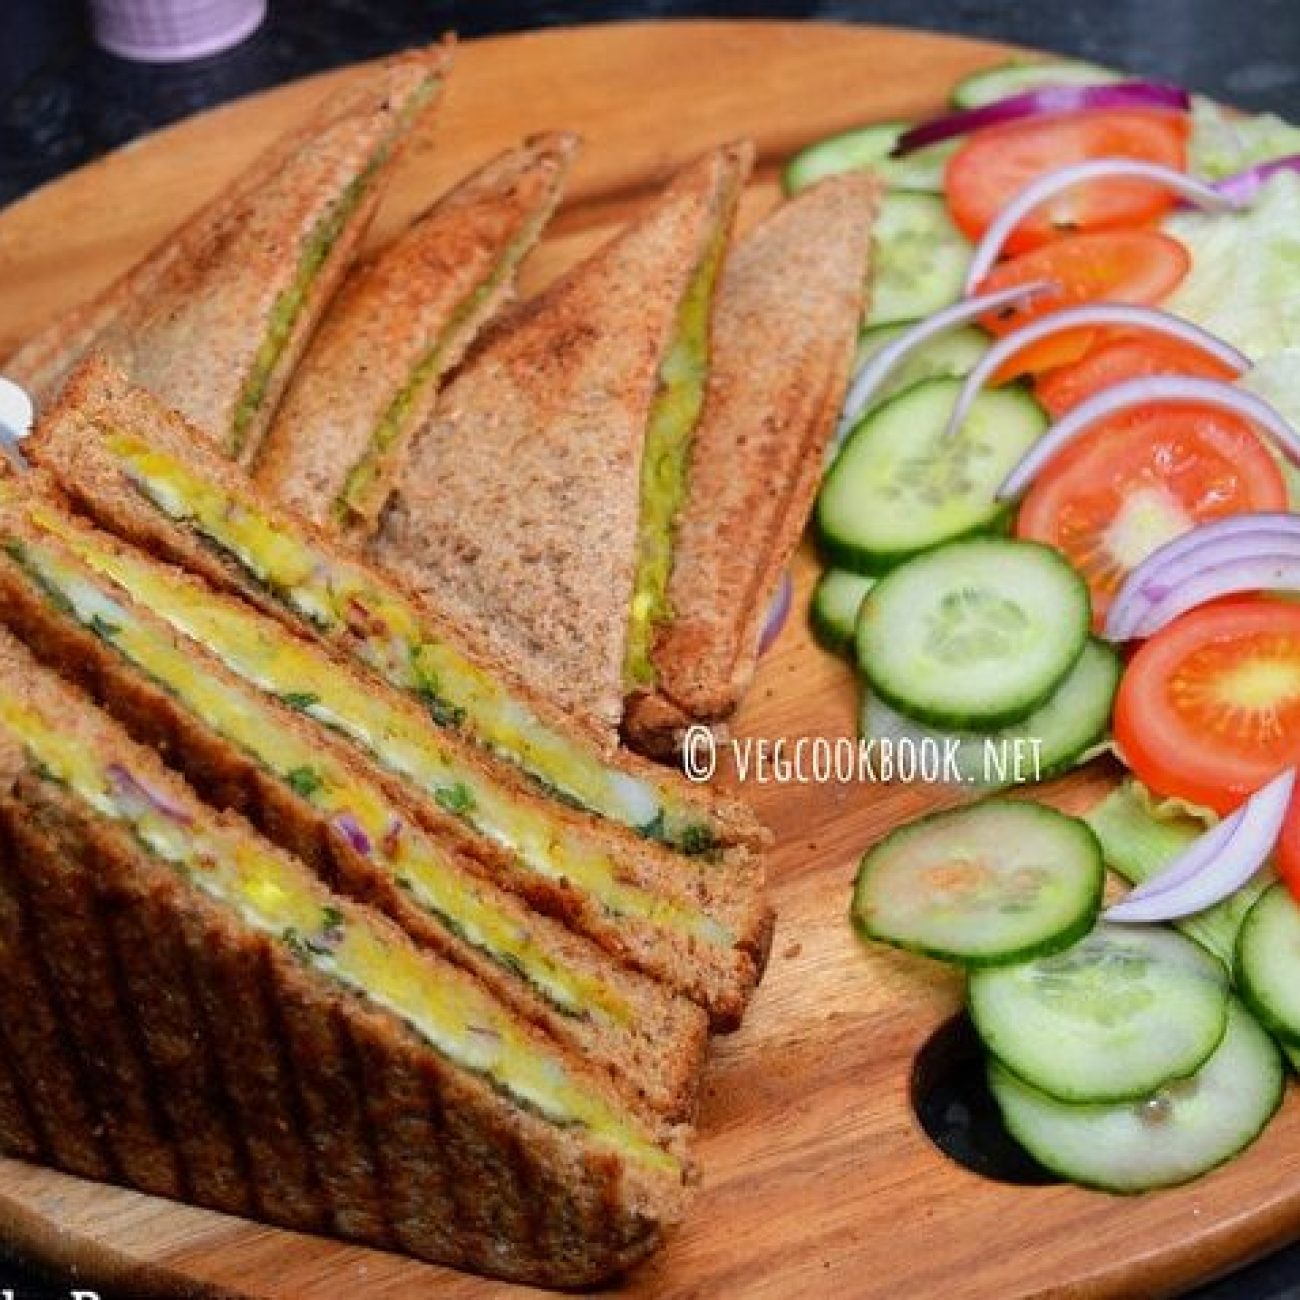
[1,0,1300,1296]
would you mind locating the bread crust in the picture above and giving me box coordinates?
[0,625,693,1284]
[254,132,579,532]
[30,355,765,853]
[625,173,879,754]
[371,142,753,744]
[0,502,721,1101]
[0,773,692,1285]
[4,45,451,464]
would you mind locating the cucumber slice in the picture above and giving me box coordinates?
[852,800,1103,966]
[950,59,1122,110]
[1236,882,1300,1047]
[782,122,957,195]
[970,924,1231,1104]
[817,377,1047,574]
[867,191,971,327]
[861,637,1120,787]
[989,999,1282,1193]
[810,569,874,656]
[851,323,990,407]
[855,538,1090,730]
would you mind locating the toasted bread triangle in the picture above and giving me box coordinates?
[4,44,451,463]
[371,140,753,746]
[253,131,580,532]
[624,172,879,753]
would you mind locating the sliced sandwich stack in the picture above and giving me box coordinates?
[365,147,879,756]
[0,40,878,1282]
[0,352,771,1283]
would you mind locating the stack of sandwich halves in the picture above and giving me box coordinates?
[0,41,876,1287]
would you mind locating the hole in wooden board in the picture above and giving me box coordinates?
[910,1013,1059,1187]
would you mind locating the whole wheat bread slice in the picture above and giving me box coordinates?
[253,132,579,533]
[4,44,450,464]
[623,173,879,754]
[370,141,753,746]
[29,356,766,859]
[0,626,690,1285]
[0,478,760,1040]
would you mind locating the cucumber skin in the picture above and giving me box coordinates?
[858,540,1091,731]
[988,1003,1284,1195]
[851,802,1104,968]
[817,374,1031,577]
[860,637,1120,788]
[810,570,874,656]
[1029,640,1120,781]
[782,121,905,195]
[811,597,853,656]
[817,497,1015,577]
[949,58,1120,110]
[969,925,1231,1104]
[1236,884,1300,1049]
[981,1026,1225,1108]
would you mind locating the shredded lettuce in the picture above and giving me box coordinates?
[1085,781,1299,1072]
[1163,172,1300,361]
[1189,96,1300,182]
[1085,783,1272,979]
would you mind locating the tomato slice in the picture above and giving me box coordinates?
[1114,598,1300,814]
[1015,407,1288,626]
[976,231,1191,377]
[945,109,1189,252]
[1277,792,1300,905]
[1035,337,1240,418]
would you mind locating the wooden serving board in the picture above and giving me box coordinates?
[0,20,1295,1300]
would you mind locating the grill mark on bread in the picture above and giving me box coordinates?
[0,1019,42,1162]
[185,922,322,1229]
[102,875,248,1211]
[9,804,181,1195]
[172,898,263,1219]
[0,805,113,1178]
[257,942,338,1235]
[269,958,391,1245]
[86,864,192,1200]
[352,1019,455,1261]
[333,1000,395,1242]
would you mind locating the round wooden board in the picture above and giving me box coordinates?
[0,19,1296,1300]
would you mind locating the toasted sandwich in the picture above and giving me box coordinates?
[253,132,579,533]
[0,624,689,1284]
[368,141,754,745]
[0,473,765,1030]
[31,357,763,861]
[623,172,879,752]
[3,45,450,464]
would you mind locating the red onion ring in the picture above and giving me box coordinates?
[943,304,1248,440]
[1105,768,1295,922]
[758,572,793,657]
[837,282,1054,440]
[1207,153,1300,206]
[965,159,1241,292]
[998,376,1300,500]
[895,81,1190,156]
[1107,515,1300,640]
[1124,555,1300,639]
